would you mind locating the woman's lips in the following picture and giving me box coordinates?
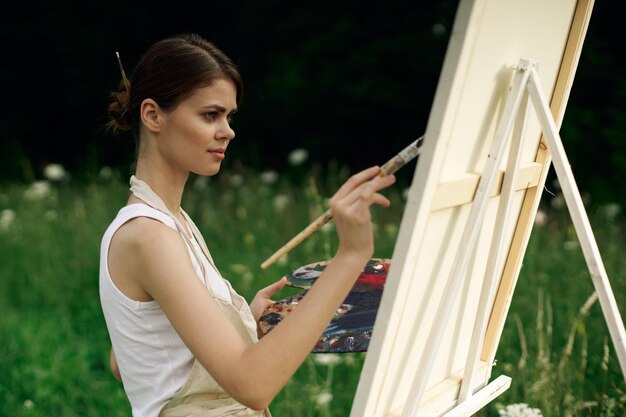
[208,149,225,161]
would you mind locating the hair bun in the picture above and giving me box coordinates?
[107,81,133,133]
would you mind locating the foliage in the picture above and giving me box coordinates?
[3,0,626,212]
[0,169,624,416]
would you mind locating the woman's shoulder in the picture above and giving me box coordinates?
[113,210,180,250]
[115,203,177,228]
[107,206,189,302]
[109,204,182,257]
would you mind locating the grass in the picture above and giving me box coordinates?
[0,166,624,417]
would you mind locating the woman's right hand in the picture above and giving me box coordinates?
[328,166,396,262]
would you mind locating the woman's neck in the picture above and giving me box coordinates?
[132,157,189,215]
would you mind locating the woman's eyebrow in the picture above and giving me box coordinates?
[200,104,237,114]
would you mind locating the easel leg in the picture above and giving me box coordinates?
[459,87,532,402]
[527,65,626,382]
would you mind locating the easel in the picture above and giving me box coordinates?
[400,59,626,417]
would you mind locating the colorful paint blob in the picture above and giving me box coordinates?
[258,259,391,353]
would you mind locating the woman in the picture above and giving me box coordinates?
[101,32,396,417]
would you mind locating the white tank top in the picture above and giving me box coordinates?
[99,204,231,417]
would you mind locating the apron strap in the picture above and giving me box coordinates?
[180,208,215,265]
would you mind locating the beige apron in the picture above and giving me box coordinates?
[129,176,271,417]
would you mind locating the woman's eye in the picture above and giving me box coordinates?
[204,111,234,124]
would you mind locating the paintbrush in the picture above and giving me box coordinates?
[260,135,425,269]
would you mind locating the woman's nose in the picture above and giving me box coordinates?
[218,120,235,141]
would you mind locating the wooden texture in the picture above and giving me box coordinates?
[349,1,594,416]
[482,0,595,363]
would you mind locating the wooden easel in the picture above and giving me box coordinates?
[400,58,626,417]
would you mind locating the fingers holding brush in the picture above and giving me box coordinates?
[331,166,396,214]
[329,166,396,259]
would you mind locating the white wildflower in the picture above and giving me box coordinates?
[314,353,341,366]
[43,163,67,181]
[44,210,58,221]
[344,355,355,366]
[603,203,621,221]
[315,390,333,406]
[243,233,255,246]
[229,174,243,187]
[236,207,247,220]
[384,223,398,238]
[550,194,564,210]
[502,362,514,373]
[432,23,447,36]
[563,240,579,251]
[276,254,289,266]
[221,190,235,205]
[260,170,278,185]
[321,221,335,234]
[24,180,51,201]
[0,209,16,231]
[499,403,543,417]
[534,209,547,226]
[230,264,249,274]
[99,166,113,180]
[287,149,309,166]
[230,264,253,285]
[23,399,34,409]
[272,194,290,212]
[193,175,209,190]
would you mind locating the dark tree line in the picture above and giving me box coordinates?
[1,0,624,209]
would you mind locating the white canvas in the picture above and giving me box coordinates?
[350,1,594,416]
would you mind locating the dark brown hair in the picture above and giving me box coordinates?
[107,33,243,138]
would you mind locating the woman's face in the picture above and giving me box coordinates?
[157,78,237,176]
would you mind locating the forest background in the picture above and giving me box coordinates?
[1,0,625,210]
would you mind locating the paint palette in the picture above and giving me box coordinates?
[258,258,390,353]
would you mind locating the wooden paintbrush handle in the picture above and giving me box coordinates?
[260,135,424,269]
[261,209,334,269]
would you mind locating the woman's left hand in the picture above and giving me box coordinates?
[250,277,288,322]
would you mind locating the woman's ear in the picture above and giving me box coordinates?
[140,98,163,133]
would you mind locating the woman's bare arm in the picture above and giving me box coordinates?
[110,166,395,410]
[110,347,122,382]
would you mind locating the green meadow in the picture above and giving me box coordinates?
[1,165,624,417]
